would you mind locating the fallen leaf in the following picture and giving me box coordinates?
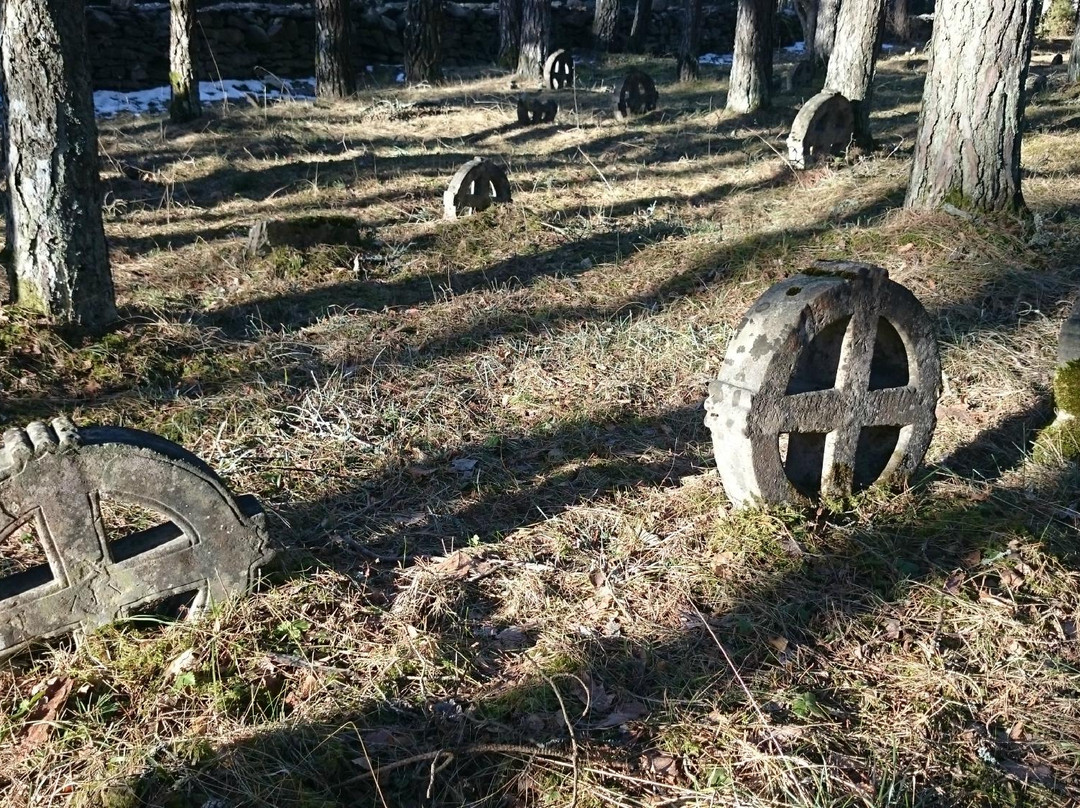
[898,242,916,253]
[944,571,964,595]
[433,551,474,578]
[21,677,75,748]
[165,648,197,680]
[883,619,902,641]
[592,701,647,728]
[642,750,679,778]
[999,567,1025,589]
[960,549,982,568]
[767,636,789,654]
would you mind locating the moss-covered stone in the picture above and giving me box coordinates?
[1033,414,1080,464]
[1053,360,1080,416]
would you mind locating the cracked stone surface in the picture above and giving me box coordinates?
[443,157,512,220]
[615,70,658,120]
[704,262,941,508]
[543,49,575,89]
[787,91,854,169]
[0,417,272,658]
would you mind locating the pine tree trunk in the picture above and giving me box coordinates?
[1069,5,1080,82]
[887,0,910,41]
[517,0,550,80]
[795,0,818,61]
[1,0,115,331]
[405,0,443,82]
[905,0,1040,213]
[628,0,652,52]
[677,0,702,81]
[315,0,355,99]
[815,0,841,63]
[169,0,200,122]
[824,0,885,147]
[726,0,776,112]
[0,0,10,288]
[593,0,619,51]
[498,0,522,67]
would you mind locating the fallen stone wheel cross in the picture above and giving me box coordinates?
[0,417,272,658]
[704,262,941,507]
[443,157,513,220]
[543,49,575,89]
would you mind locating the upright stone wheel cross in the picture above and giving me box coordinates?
[615,70,658,120]
[443,157,513,220]
[786,90,854,169]
[543,49,575,89]
[704,262,941,508]
[0,417,273,659]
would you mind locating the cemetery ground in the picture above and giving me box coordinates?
[3,45,1080,807]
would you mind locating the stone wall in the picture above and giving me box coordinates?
[86,0,773,90]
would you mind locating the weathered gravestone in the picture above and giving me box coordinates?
[543,49,575,90]
[1034,297,1080,461]
[704,262,941,508]
[782,60,814,93]
[443,157,512,220]
[246,215,366,256]
[517,95,558,125]
[615,70,658,120]
[0,416,272,658]
[787,91,854,169]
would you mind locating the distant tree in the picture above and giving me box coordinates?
[794,0,818,61]
[2,0,116,331]
[726,0,776,113]
[676,0,702,81]
[315,0,355,99]
[405,0,443,82]
[593,0,619,50]
[906,0,1040,214]
[1069,5,1080,82]
[815,0,841,63]
[824,0,885,147]
[498,0,522,67]
[887,0,911,41]
[168,0,200,122]
[628,0,652,52]
[517,0,550,80]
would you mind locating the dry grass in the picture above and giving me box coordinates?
[1,50,1080,807]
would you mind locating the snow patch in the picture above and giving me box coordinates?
[93,77,316,118]
[698,52,733,66]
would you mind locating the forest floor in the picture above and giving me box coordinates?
[2,42,1080,807]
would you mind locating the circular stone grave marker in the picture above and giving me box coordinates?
[543,49,575,89]
[615,70,658,120]
[786,90,854,169]
[517,96,558,125]
[443,157,513,220]
[0,417,272,658]
[704,262,941,508]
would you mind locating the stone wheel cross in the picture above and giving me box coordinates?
[615,70,658,120]
[543,49,575,89]
[0,417,272,658]
[443,157,513,220]
[704,262,941,507]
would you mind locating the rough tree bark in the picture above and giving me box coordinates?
[628,0,652,52]
[1069,5,1080,82]
[498,0,522,67]
[169,0,200,122]
[815,0,841,63]
[0,0,10,283]
[905,0,1040,214]
[517,0,550,80]
[887,0,911,41]
[795,0,818,62]
[593,0,619,51]
[824,0,886,147]
[2,0,116,330]
[405,0,443,82]
[677,0,703,81]
[315,0,355,99]
[726,0,776,112]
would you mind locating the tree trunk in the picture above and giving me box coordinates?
[726,0,776,112]
[677,0,703,81]
[0,0,10,287]
[517,0,550,80]
[2,0,115,330]
[795,0,818,62]
[628,0,652,52]
[405,0,443,82]
[815,0,841,63]
[1069,5,1080,82]
[593,0,619,51]
[315,0,355,99]
[824,0,886,147]
[905,0,1040,214]
[169,0,200,122]
[887,0,911,41]
[498,0,522,67]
